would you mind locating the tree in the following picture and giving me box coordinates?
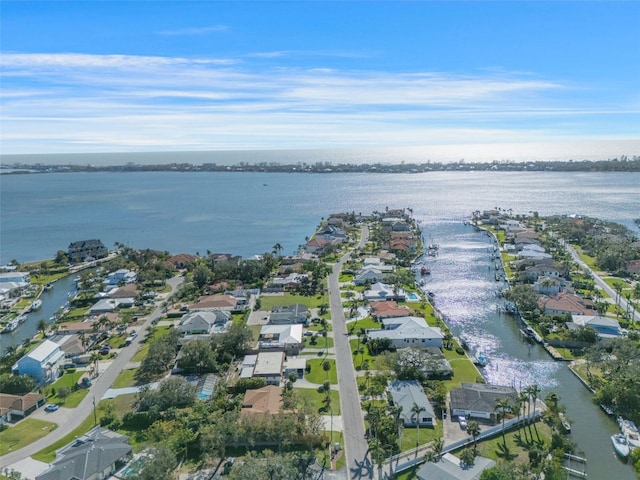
[37,319,48,336]
[0,374,35,395]
[322,360,331,380]
[272,243,283,257]
[466,420,481,451]
[411,402,426,448]
[177,340,216,374]
[131,445,177,480]
[495,398,512,447]
[192,264,211,290]
[459,447,475,467]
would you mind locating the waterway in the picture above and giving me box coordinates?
[421,218,633,479]
[0,274,77,355]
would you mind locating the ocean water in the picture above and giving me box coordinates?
[1,170,638,264]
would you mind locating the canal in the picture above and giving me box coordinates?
[420,219,634,480]
[0,273,78,356]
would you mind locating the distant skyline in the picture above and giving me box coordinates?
[1,1,639,156]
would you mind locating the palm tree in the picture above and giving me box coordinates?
[37,319,48,336]
[495,398,512,447]
[411,402,426,448]
[272,243,283,257]
[466,420,481,451]
[526,384,540,422]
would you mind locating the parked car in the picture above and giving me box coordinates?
[99,346,111,355]
[44,404,59,412]
[81,377,92,387]
[458,415,468,429]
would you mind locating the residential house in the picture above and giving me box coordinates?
[568,314,622,339]
[367,316,443,349]
[538,293,595,316]
[165,253,197,269]
[284,357,307,381]
[396,347,452,378]
[105,269,137,286]
[12,339,65,384]
[258,324,304,355]
[369,301,414,319]
[239,354,258,379]
[241,385,283,416]
[387,380,436,427]
[626,259,640,276]
[364,282,406,302]
[269,273,308,291]
[68,239,108,263]
[253,351,286,386]
[534,276,562,295]
[305,237,332,254]
[449,382,518,421]
[0,392,45,424]
[518,244,552,259]
[89,298,133,314]
[0,272,30,284]
[108,284,139,299]
[354,267,388,286]
[36,427,132,480]
[416,453,495,480]
[268,304,309,325]
[177,310,231,335]
[189,294,238,312]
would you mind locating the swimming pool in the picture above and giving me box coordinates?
[406,292,420,301]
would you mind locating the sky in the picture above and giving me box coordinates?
[1,1,639,156]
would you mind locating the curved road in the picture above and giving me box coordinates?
[329,225,374,480]
[1,275,184,467]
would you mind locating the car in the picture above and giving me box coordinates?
[458,415,468,429]
[81,377,92,387]
[44,404,59,412]
[304,331,314,336]
[99,346,111,355]
[130,330,137,337]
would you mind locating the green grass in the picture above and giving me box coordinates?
[0,419,58,456]
[395,466,419,480]
[132,325,170,362]
[443,357,483,390]
[474,421,553,464]
[294,388,341,415]
[338,273,354,282]
[259,293,329,310]
[106,334,128,349]
[400,423,443,452]
[112,368,138,388]
[308,322,333,333]
[306,358,338,384]
[573,247,598,270]
[603,277,632,292]
[347,317,380,332]
[349,338,375,370]
[304,335,334,349]
[42,371,90,407]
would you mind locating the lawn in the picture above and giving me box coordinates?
[308,322,333,333]
[132,325,171,362]
[306,358,338,384]
[573,247,598,270]
[294,388,341,415]
[443,358,483,390]
[259,293,328,310]
[112,368,139,388]
[349,338,375,370]
[42,371,90,407]
[304,335,334,349]
[400,423,443,452]
[0,419,58,456]
[347,316,379,332]
[474,421,553,464]
[106,334,129,349]
[603,277,632,293]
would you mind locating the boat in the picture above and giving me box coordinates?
[559,412,571,433]
[16,314,28,324]
[420,265,430,275]
[600,404,615,416]
[44,283,53,291]
[618,417,640,449]
[1,318,20,333]
[612,433,630,458]
[474,351,488,367]
[30,299,42,311]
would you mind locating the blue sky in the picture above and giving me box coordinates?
[1,1,639,155]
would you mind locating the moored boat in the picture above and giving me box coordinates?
[559,412,571,433]
[30,299,43,311]
[474,351,488,367]
[1,318,20,333]
[16,314,28,324]
[612,433,630,458]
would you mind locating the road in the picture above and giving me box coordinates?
[329,225,374,480]
[562,240,639,323]
[1,275,184,467]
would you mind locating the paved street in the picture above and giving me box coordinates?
[1,275,184,468]
[330,225,374,480]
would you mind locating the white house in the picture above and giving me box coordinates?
[367,316,443,349]
[364,282,406,302]
[258,324,304,355]
[105,269,137,286]
[354,267,389,285]
[12,340,65,384]
[568,314,622,339]
[0,272,30,284]
[178,310,231,335]
[417,453,495,480]
[253,351,286,386]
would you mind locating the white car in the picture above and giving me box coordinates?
[458,415,468,429]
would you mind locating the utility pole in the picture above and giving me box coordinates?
[93,396,97,426]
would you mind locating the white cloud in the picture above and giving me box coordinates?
[156,25,229,36]
[1,52,637,154]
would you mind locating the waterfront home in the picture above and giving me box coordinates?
[12,339,64,385]
[534,276,562,295]
[107,283,139,298]
[449,382,518,422]
[416,453,495,480]
[241,385,283,416]
[305,237,333,254]
[0,392,45,424]
[568,314,622,339]
[369,300,414,319]
[538,293,595,316]
[364,282,406,302]
[387,380,436,426]
[268,304,309,325]
[367,316,443,349]
[177,310,231,335]
[0,271,30,284]
[36,426,132,480]
[68,239,108,263]
[105,268,137,286]
[165,253,197,269]
[89,297,133,314]
[252,351,286,386]
[258,324,304,355]
[396,347,453,379]
[518,244,552,259]
[269,273,308,291]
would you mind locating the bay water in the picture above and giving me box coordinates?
[1,170,639,478]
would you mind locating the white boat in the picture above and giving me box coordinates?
[16,314,28,324]
[618,417,640,449]
[30,299,43,311]
[559,412,571,433]
[1,318,20,333]
[474,351,488,367]
[612,433,630,458]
